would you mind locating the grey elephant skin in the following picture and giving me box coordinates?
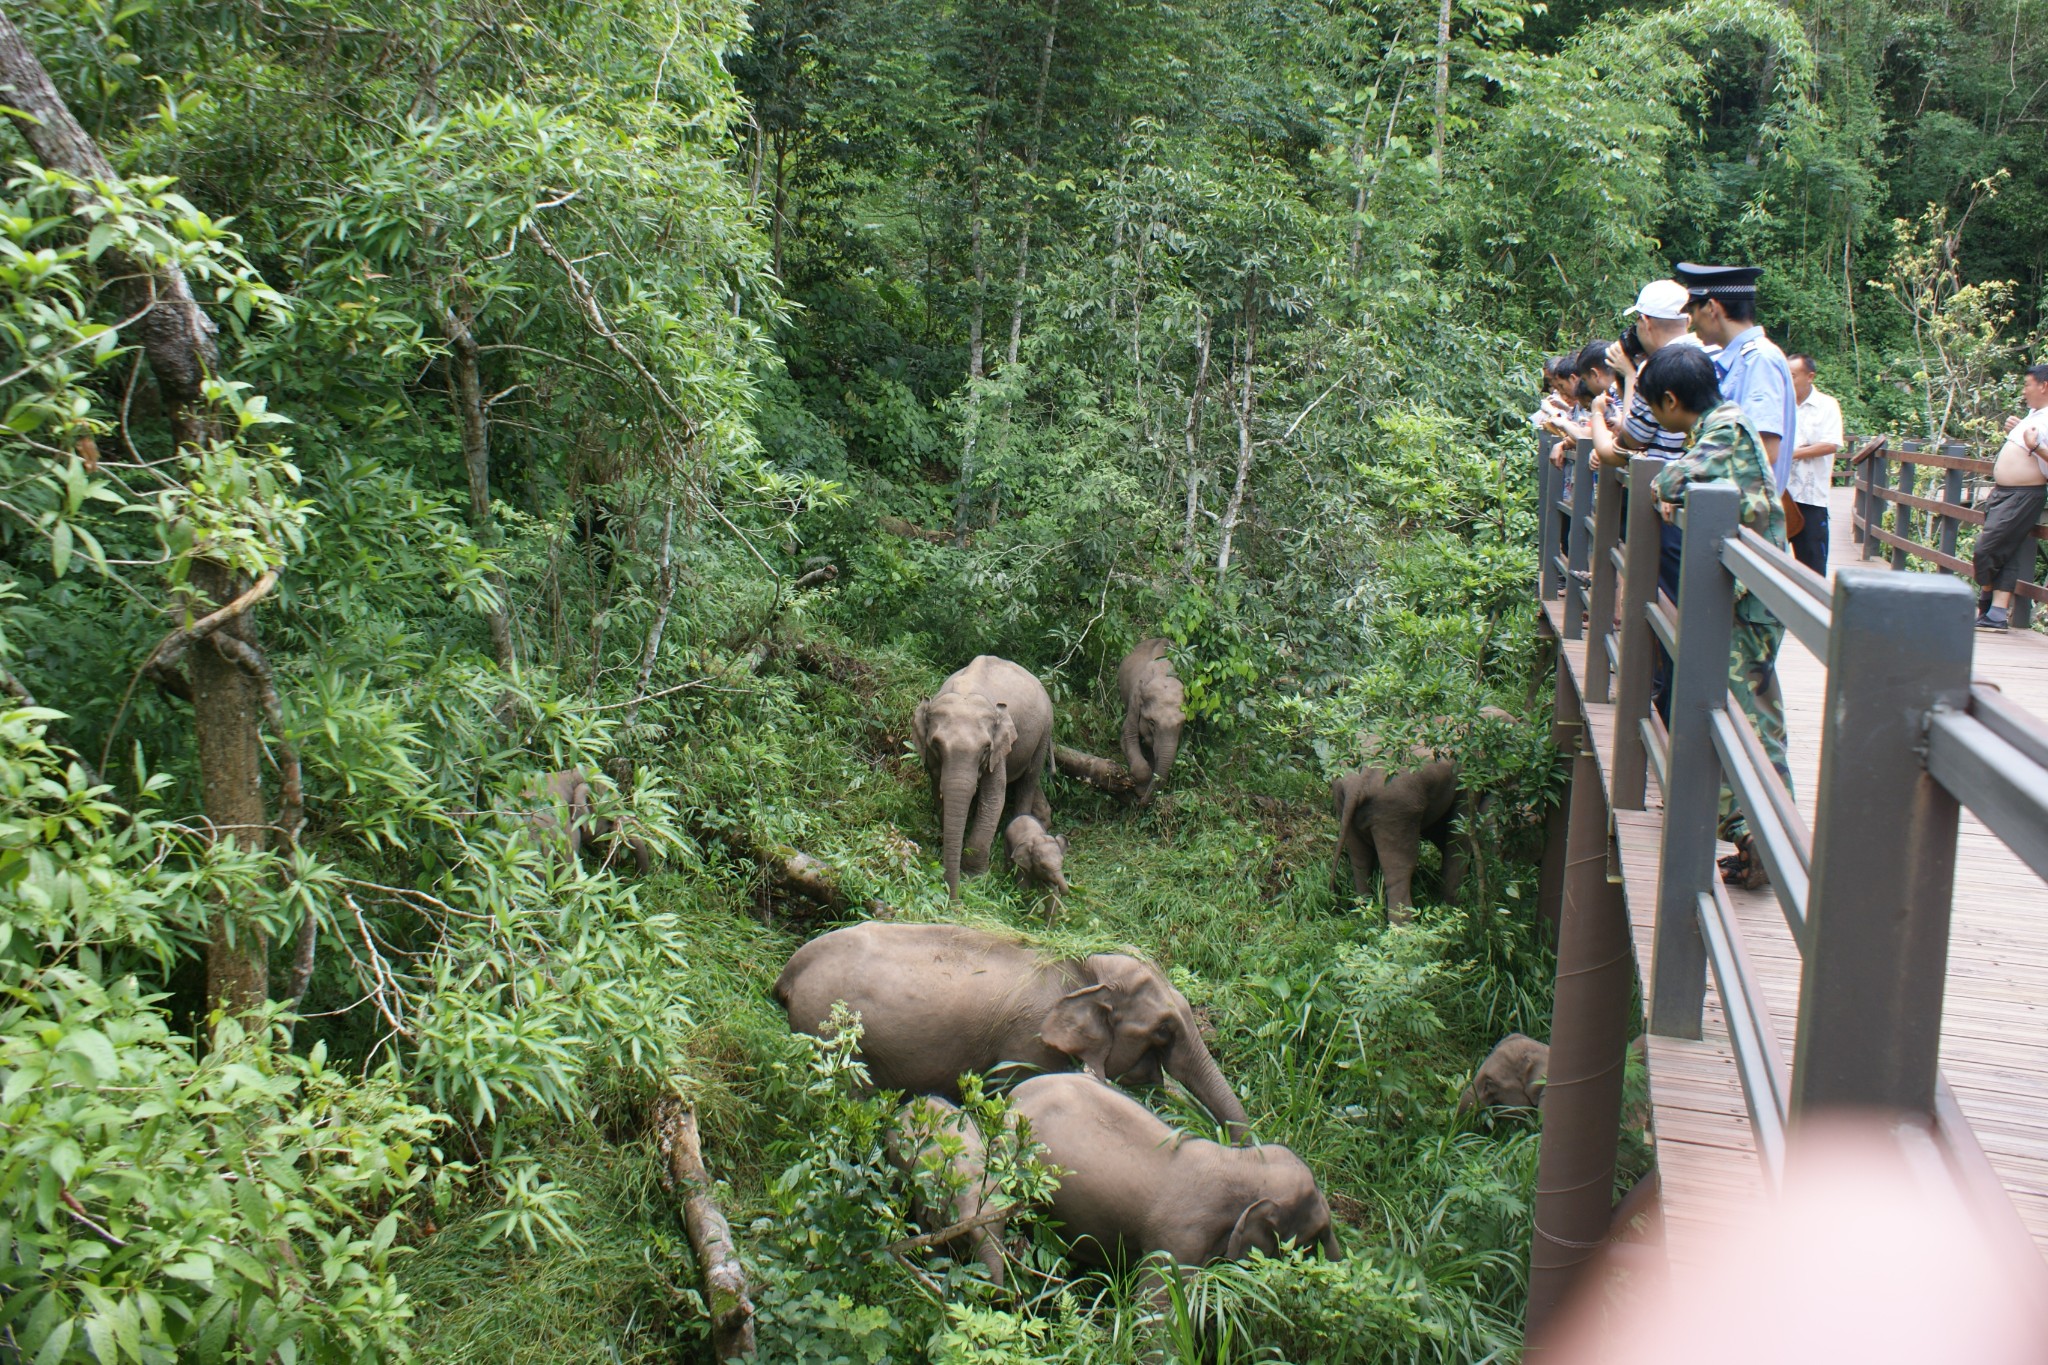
[1117,638,1185,805]
[1009,1074,1338,1274]
[1004,814,1069,894]
[913,656,1055,899]
[888,1096,1009,1286]
[1331,750,1475,920]
[774,922,1249,1138]
[1457,1032,1549,1113]
[526,768,651,875]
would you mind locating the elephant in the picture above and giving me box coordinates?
[913,656,1055,900]
[1457,1033,1549,1114]
[774,922,1250,1139]
[525,768,652,875]
[1008,1073,1339,1274]
[1117,638,1185,805]
[1330,755,1472,921]
[888,1096,1009,1286]
[1004,814,1070,896]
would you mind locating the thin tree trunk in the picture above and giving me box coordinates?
[1433,0,1452,173]
[1215,281,1259,585]
[955,112,992,543]
[624,498,678,734]
[770,130,788,281]
[1181,311,1213,571]
[0,13,272,1014]
[1004,0,1061,370]
[444,307,517,674]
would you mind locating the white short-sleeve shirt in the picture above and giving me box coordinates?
[1786,388,1844,506]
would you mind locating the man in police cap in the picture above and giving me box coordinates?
[1674,263,1799,496]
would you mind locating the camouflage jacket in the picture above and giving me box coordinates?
[1652,401,1787,625]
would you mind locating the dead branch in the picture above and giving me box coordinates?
[1055,745,1139,797]
[878,516,959,546]
[870,1204,1013,1259]
[791,564,839,591]
[145,568,279,675]
[653,1094,755,1359]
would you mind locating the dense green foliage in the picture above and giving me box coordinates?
[0,0,2037,1358]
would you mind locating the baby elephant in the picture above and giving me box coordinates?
[1004,814,1070,895]
[1458,1033,1549,1113]
[889,1097,1009,1286]
[1118,638,1186,805]
[525,768,652,875]
[1010,1073,1339,1273]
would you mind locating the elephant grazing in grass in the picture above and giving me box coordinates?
[1009,1074,1339,1273]
[1004,814,1069,896]
[1330,755,1472,920]
[774,922,1250,1139]
[1458,1033,1549,1114]
[888,1096,1010,1286]
[1118,638,1185,805]
[525,768,651,875]
[914,656,1054,900]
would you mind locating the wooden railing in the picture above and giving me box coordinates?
[1529,435,2048,1319]
[1852,438,2048,628]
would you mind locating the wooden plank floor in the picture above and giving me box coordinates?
[1549,484,2048,1269]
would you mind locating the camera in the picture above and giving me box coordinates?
[1620,324,1647,367]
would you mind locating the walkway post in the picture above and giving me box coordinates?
[1792,567,1973,1116]
[1648,483,1740,1039]
[1538,432,1561,602]
[1526,675,1633,1346]
[1585,464,1624,702]
[1563,438,1594,641]
[1611,457,1667,809]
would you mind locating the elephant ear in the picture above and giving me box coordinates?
[984,704,1018,775]
[1040,982,1113,1076]
[912,699,934,757]
[1055,834,1069,853]
[1224,1199,1278,1261]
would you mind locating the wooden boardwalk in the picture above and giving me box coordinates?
[1548,483,2048,1266]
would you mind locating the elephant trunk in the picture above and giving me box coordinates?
[1144,727,1180,801]
[1170,1022,1250,1142]
[964,759,1007,877]
[940,767,976,899]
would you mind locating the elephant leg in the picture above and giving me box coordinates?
[962,793,995,877]
[1373,822,1421,923]
[1340,826,1377,899]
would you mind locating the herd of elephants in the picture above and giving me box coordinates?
[536,640,1553,1291]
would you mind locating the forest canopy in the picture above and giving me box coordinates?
[0,0,2041,1359]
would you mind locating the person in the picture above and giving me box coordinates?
[1638,343,1789,890]
[1784,354,1842,575]
[1595,279,1705,467]
[1972,362,2048,631]
[1673,263,1799,494]
[1538,354,1586,560]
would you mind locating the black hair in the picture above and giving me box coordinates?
[2026,362,2048,384]
[1637,344,1722,415]
[1787,353,1817,375]
[1717,295,1757,324]
[1543,354,1575,381]
[1576,340,1617,377]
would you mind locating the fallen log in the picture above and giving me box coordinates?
[878,515,960,546]
[698,824,883,917]
[1054,745,1139,797]
[792,564,840,591]
[653,1094,755,1359]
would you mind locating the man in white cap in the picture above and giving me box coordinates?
[1590,279,1705,467]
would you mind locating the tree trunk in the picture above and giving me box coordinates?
[444,307,517,674]
[1215,281,1259,584]
[1433,0,1453,173]
[624,499,679,733]
[1180,311,1212,570]
[1004,0,1061,370]
[955,112,992,543]
[0,13,272,1015]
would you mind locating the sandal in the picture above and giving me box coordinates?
[1718,836,1769,890]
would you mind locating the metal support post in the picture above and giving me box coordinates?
[1536,658,1574,939]
[1792,567,1974,1117]
[1648,483,1740,1039]
[1525,680,1632,1347]
[1563,439,1593,640]
[1538,432,1562,602]
[1585,464,1624,702]
[1611,457,1667,810]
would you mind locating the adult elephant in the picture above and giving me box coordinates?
[1117,638,1185,805]
[774,922,1250,1139]
[1010,1074,1338,1272]
[913,656,1054,899]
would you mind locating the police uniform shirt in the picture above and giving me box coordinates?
[1715,326,1799,493]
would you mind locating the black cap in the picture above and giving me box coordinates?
[1673,262,1762,299]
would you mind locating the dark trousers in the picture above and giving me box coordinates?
[1651,520,1683,726]
[1973,484,2048,595]
[1789,500,1829,576]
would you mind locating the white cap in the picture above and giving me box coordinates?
[1626,279,1690,321]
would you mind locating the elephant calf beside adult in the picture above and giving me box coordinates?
[774,922,1250,1139]
[1117,637,1185,806]
[914,656,1055,900]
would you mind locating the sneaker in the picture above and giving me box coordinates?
[1977,608,2011,632]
